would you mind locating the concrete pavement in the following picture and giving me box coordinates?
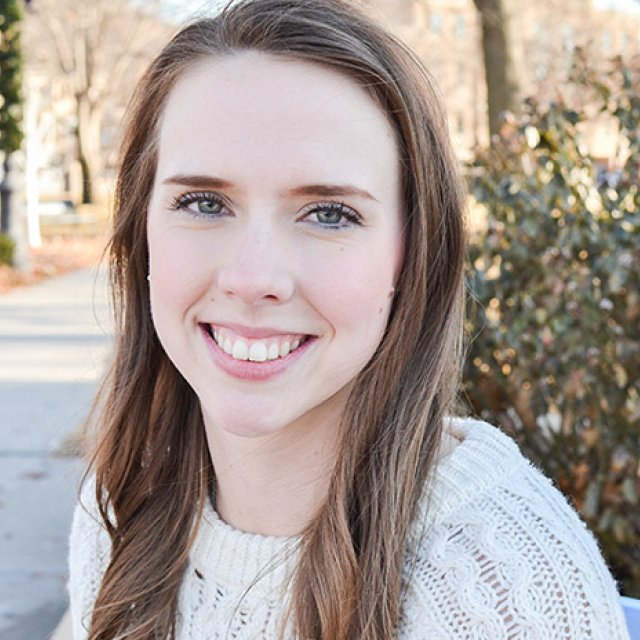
[0,267,113,640]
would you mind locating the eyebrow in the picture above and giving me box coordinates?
[161,174,379,202]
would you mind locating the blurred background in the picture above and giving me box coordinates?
[0,0,638,638]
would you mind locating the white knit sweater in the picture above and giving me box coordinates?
[68,418,630,639]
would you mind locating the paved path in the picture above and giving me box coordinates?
[0,268,112,640]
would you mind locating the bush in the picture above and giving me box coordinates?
[464,54,640,596]
[0,232,15,266]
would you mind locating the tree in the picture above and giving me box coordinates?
[465,55,640,595]
[23,0,171,204]
[472,0,521,137]
[0,0,24,233]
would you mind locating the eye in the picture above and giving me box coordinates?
[300,202,362,229]
[169,191,229,218]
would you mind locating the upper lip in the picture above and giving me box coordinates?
[202,321,315,340]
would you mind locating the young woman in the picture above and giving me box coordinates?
[68,0,630,638]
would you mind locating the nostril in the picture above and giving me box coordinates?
[217,267,295,304]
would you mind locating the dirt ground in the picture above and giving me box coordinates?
[0,236,108,295]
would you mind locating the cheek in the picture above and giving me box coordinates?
[147,225,212,321]
[303,245,397,333]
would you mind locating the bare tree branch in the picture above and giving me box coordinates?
[24,0,172,203]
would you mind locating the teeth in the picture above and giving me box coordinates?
[232,340,249,360]
[268,343,280,360]
[209,326,309,363]
[279,341,291,357]
[248,342,268,362]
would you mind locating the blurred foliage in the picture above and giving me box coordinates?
[464,53,640,596]
[0,0,24,154]
[0,231,14,264]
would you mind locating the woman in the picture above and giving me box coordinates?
[68,0,630,638]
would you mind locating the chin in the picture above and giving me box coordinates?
[219,420,283,439]
[201,403,292,440]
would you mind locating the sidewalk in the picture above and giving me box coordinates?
[0,267,112,640]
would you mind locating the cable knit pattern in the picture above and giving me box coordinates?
[68,418,630,639]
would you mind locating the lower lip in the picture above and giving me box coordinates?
[199,325,316,381]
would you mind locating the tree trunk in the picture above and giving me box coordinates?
[77,151,92,204]
[75,94,100,204]
[0,157,11,234]
[473,0,521,137]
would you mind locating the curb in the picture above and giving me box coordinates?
[50,609,71,640]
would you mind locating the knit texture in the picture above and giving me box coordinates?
[68,418,630,639]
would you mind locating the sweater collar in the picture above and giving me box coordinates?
[190,496,301,596]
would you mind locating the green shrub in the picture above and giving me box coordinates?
[0,232,14,266]
[464,54,640,596]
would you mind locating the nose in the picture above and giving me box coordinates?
[216,224,295,305]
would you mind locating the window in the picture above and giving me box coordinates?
[562,26,575,53]
[534,22,548,45]
[534,64,548,80]
[430,12,443,34]
[454,15,465,39]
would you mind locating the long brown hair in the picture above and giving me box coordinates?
[85,0,466,637]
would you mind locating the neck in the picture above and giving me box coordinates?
[204,409,341,537]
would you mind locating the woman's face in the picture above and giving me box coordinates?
[147,52,404,441]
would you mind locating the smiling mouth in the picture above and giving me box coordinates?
[202,324,313,363]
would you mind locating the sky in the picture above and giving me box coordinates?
[593,0,640,13]
[160,0,640,23]
[161,0,223,22]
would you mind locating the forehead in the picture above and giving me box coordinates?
[154,51,400,188]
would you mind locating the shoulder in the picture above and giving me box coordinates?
[68,475,111,640]
[400,417,630,640]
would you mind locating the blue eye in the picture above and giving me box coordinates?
[301,202,362,229]
[316,208,343,225]
[170,192,229,218]
[194,199,224,215]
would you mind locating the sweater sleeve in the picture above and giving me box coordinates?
[402,458,630,639]
[68,477,111,640]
